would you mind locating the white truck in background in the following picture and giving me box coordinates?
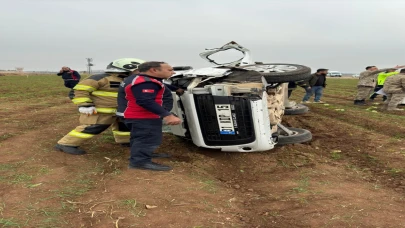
[328,71,343,77]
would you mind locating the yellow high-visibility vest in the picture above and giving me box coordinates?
[377,72,398,85]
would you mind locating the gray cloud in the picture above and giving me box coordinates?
[1,0,405,73]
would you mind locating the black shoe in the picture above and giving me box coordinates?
[55,144,86,155]
[128,162,172,171]
[152,153,171,158]
[120,143,131,147]
[354,100,366,105]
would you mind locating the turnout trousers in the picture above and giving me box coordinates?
[58,113,130,147]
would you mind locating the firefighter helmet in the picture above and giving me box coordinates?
[105,58,146,73]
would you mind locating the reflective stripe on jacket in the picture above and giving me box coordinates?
[71,73,127,109]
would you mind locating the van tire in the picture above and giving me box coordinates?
[284,104,309,115]
[276,127,312,146]
[238,63,312,83]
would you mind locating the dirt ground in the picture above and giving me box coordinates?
[1,75,405,228]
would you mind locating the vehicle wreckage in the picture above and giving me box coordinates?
[164,41,313,152]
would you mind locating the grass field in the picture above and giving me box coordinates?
[1,75,405,228]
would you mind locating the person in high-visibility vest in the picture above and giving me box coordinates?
[55,58,146,155]
[370,68,398,101]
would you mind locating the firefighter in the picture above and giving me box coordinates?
[369,68,398,101]
[55,58,146,155]
[382,69,405,111]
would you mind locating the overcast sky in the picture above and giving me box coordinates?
[1,0,405,73]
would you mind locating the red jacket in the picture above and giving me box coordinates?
[123,75,169,119]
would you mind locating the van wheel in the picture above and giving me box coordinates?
[284,104,309,115]
[276,127,312,146]
[239,63,312,83]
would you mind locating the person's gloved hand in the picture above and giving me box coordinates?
[79,107,97,116]
[175,88,185,96]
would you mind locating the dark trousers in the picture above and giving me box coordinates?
[287,82,296,98]
[64,80,79,100]
[125,119,163,165]
[369,85,387,101]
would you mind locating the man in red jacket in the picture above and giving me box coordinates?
[120,61,182,171]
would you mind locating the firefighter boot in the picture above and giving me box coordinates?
[55,144,86,155]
